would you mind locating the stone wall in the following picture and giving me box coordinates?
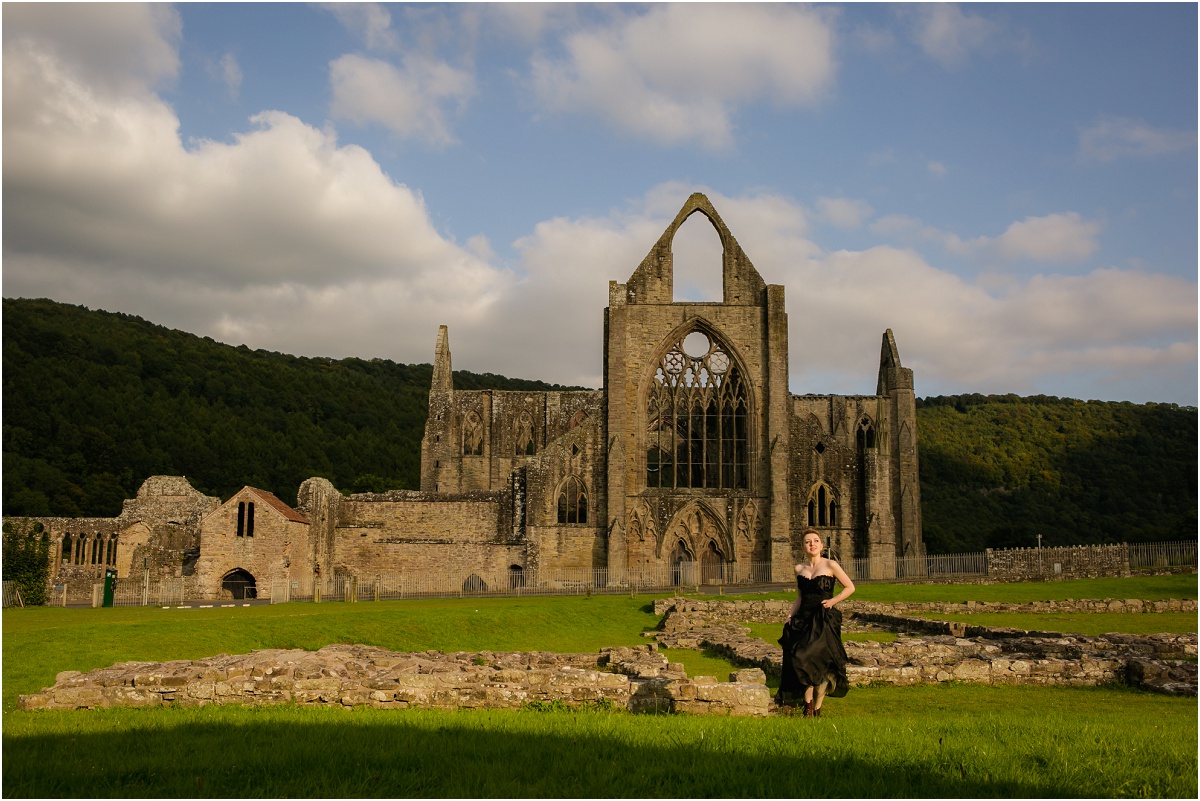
[653,597,1198,623]
[18,643,772,716]
[987,543,1130,581]
[651,598,1197,696]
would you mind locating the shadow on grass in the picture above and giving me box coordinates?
[4,708,1078,798]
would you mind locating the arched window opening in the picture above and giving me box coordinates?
[570,410,589,430]
[515,412,535,456]
[237,502,246,537]
[857,419,876,451]
[463,574,488,594]
[671,211,724,302]
[808,484,839,528]
[646,328,748,489]
[61,533,72,564]
[246,502,255,537]
[463,412,484,455]
[557,476,588,524]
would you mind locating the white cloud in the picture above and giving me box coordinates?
[324,2,399,51]
[531,4,836,149]
[329,54,474,145]
[927,160,947,177]
[1079,117,1197,163]
[906,4,1000,68]
[218,53,242,99]
[817,197,873,230]
[1,2,180,93]
[3,14,509,364]
[871,211,1101,265]
[990,213,1101,263]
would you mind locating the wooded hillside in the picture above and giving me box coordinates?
[4,298,1195,553]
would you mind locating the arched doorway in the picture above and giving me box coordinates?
[670,540,694,586]
[701,540,726,585]
[508,565,525,589]
[222,568,256,600]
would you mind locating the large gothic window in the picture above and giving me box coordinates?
[646,329,748,489]
[557,476,588,524]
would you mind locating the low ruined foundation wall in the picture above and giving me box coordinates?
[651,599,1198,697]
[18,644,772,716]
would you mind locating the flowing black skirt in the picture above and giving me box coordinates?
[778,603,849,699]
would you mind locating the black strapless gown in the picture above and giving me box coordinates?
[777,574,850,699]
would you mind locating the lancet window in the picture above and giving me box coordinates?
[515,412,535,456]
[807,484,839,527]
[646,329,748,489]
[463,412,484,456]
[557,476,588,524]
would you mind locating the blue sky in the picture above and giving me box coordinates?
[3,3,1196,405]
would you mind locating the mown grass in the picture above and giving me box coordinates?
[4,575,1197,797]
[3,685,1194,798]
[707,573,1197,604]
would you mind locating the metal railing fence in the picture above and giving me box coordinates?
[1128,539,1197,570]
[41,539,1197,607]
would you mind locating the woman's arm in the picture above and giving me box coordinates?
[821,560,855,608]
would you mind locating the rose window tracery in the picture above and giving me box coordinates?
[646,329,749,489]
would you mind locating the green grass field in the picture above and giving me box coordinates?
[3,574,1197,798]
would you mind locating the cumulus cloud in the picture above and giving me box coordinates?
[3,8,509,364]
[816,197,874,230]
[530,4,836,149]
[1079,116,1197,163]
[329,53,474,145]
[871,211,1101,266]
[906,3,1001,68]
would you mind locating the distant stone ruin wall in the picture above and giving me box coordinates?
[651,597,1198,626]
[18,643,772,716]
[986,544,1130,581]
[653,604,1197,696]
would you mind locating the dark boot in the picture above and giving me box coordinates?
[804,700,814,718]
[813,705,822,718]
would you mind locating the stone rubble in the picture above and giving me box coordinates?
[651,598,1197,697]
[17,643,772,716]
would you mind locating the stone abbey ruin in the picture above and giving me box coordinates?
[10,193,925,602]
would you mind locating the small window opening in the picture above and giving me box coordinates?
[237,502,245,537]
[557,476,588,524]
[247,502,255,537]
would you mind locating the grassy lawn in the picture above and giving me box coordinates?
[4,575,1197,797]
[705,573,1197,604]
[3,685,1193,798]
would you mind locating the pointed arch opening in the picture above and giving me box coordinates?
[807,482,840,528]
[645,324,750,490]
[671,210,724,302]
[556,475,588,524]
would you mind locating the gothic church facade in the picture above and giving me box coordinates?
[416,192,924,584]
[12,194,923,601]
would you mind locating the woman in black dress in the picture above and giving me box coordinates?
[777,528,855,716]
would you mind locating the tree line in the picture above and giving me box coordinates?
[3,298,1195,554]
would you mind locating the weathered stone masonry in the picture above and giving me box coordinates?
[7,193,923,601]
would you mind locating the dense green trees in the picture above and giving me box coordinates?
[3,298,1196,553]
[1,519,51,605]
[917,394,1196,552]
[2,298,577,515]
